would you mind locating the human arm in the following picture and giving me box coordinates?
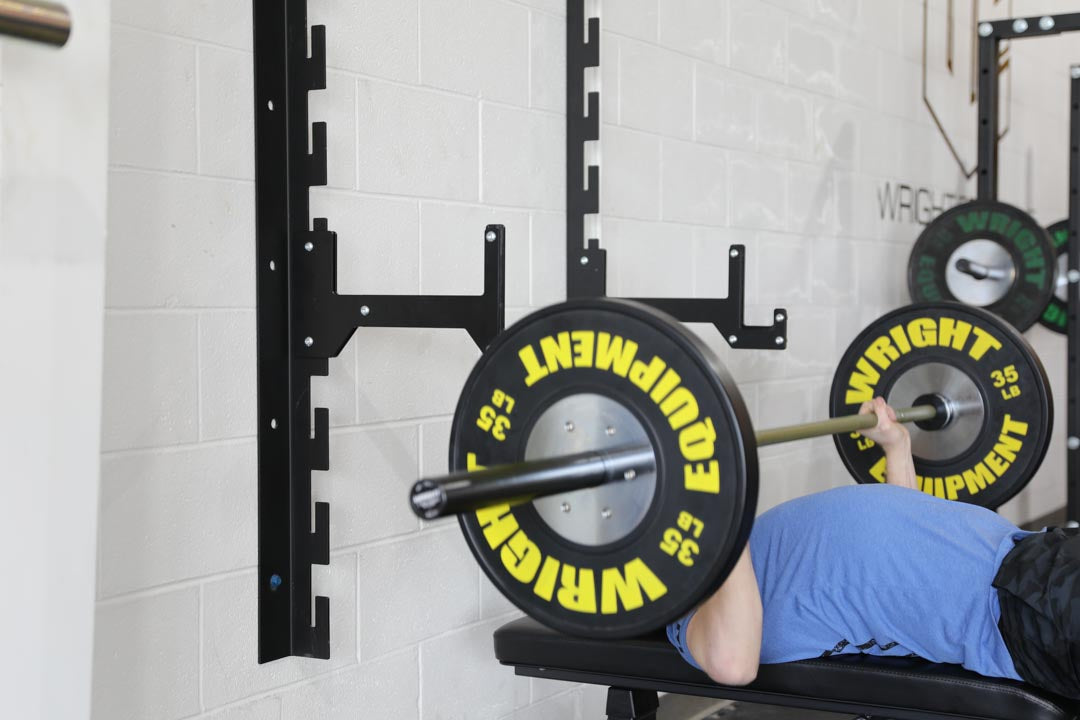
[684,545,762,685]
[858,397,917,490]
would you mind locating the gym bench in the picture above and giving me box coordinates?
[494,617,1080,720]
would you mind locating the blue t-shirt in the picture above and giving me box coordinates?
[668,484,1032,680]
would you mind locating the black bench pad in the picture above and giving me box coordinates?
[494,617,1080,720]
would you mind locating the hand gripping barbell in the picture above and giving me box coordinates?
[409,299,1052,639]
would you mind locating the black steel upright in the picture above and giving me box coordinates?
[976,13,1080,200]
[563,0,786,350]
[253,0,328,665]
[1069,66,1080,522]
[253,0,504,663]
[976,32,1000,200]
[971,13,1080,519]
[566,0,604,297]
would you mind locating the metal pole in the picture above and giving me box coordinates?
[1067,65,1080,523]
[0,1,70,47]
[976,29,999,200]
[411,404,951,518]
[566,0,603,298]
[755,405,937,447]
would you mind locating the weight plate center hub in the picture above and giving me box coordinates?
[944,239,1017,307]
[526,393,657,546]
[886,362,984,462]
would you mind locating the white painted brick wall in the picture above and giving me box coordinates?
[198,45,256,180]
[201,558,357,708]
[106,171,255,308]
[278,653,418,720]
[110,27,197,173]
[92,589,201,720]
[94,1,1080,718]
[323,427,420,547]
[205,697,281,720]
[98,442,257,596]
[356,80,478,200]
[101,312,199,450]
[356,528,479,659]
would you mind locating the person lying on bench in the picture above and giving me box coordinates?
[667,397,1080,699]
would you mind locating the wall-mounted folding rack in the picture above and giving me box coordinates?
[973,13,1080,521]
[565,0,787,350]
[252,0,504,663]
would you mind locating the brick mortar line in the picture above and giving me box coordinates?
[97,358,850,463]
[107,102,963,191]
[97,515,600,608]
[602,25,872,99]
[111,21,251,55]
[191,662,358,719]
[98,166,892,242]
[99,414,454,458]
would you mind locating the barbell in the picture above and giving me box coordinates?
[409,298,1052,639]
[411,402,961,520]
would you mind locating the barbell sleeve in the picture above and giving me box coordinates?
[955,257,1011,282]
[0,1,71,47]
[410,445,657,520]
[410,403,945,519]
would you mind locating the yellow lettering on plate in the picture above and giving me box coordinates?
[600,558,668,615]
[968,326,1002,361]
[519,345,549,387]
[571,330,595,368]
[556,564,597,614]
[475,504,518,549]
[595,332,638,377]
[846,357,882,404]
[540,332,573,373]
[684,460,720,494]
[501,529,542,583]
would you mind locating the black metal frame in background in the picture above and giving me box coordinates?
[253,0,504,663]
[566,2,603,298]
[564,0,787,350]
[976,13,1080,199]
[1068,67,1080,522]
[976,13,1080,521]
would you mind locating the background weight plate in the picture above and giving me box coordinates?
[450,298,757,638]
[908,200,1056,332]
[1037,219,1068,335]
[830,302,1052,509]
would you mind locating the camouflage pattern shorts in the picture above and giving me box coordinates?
[994,527,1080,699]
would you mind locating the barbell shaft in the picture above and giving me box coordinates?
[410,445,656,520]
[755,404,937,446]
[411,403,939,519]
